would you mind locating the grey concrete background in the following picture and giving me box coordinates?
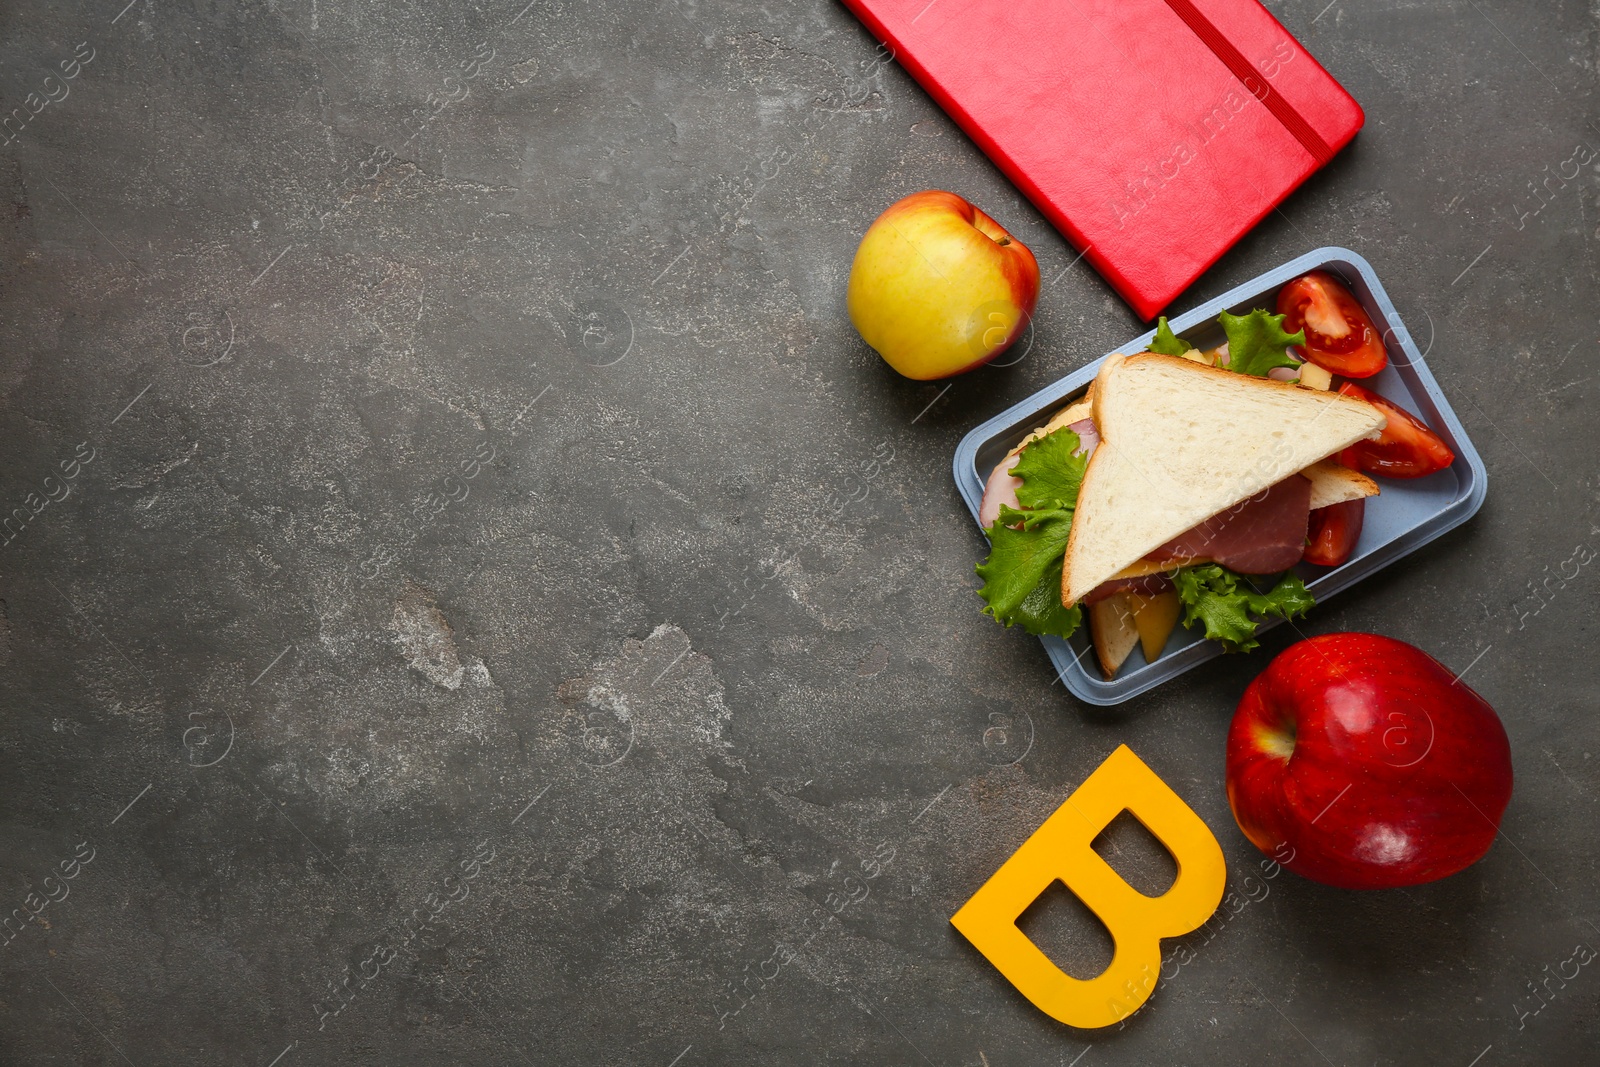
[0,0,1594,1063]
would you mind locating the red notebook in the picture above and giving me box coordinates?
[840,0,1363,319]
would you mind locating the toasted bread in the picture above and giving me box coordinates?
[1060,354,1386,606]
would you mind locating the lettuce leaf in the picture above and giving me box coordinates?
[1014,551,1083,638]
[1147,316,1194,356]
[1172,564,1315,652]
[977,502,1072,618]
[1012,425,1087,511]
[1219,308,1305,378]
[976,428,1087,640]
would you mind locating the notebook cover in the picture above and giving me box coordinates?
[841,0,1364,319]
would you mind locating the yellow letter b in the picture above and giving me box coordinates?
[950,744,1225,1028]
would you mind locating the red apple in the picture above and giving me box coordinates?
[1226,633,1513,890]
[847,190,1040,380]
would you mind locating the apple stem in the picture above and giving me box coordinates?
[996,237,1011,246]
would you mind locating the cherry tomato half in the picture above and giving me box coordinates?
[1304,498,1365,567]
[1276,270,1388,378]
[1337,382,1456,478]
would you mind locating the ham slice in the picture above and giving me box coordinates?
[978,458,1022,529]
[1068,417,1099,457]
[1145,473,1313,574]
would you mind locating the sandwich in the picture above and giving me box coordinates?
[975,308,1387,678]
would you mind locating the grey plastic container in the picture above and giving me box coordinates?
[952,247,1487,705]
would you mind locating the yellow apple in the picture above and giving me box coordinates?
[847,190,1041,380]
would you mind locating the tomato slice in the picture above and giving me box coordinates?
[1337,382,1456,478]
[1276,271,1388,378]
[1304,498,1365,567]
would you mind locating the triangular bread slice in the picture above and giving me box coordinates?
[1061,353,1386,606]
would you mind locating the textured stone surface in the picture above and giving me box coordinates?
[0,0,1596,1063]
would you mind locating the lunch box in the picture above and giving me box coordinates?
[952,247,1488,705]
